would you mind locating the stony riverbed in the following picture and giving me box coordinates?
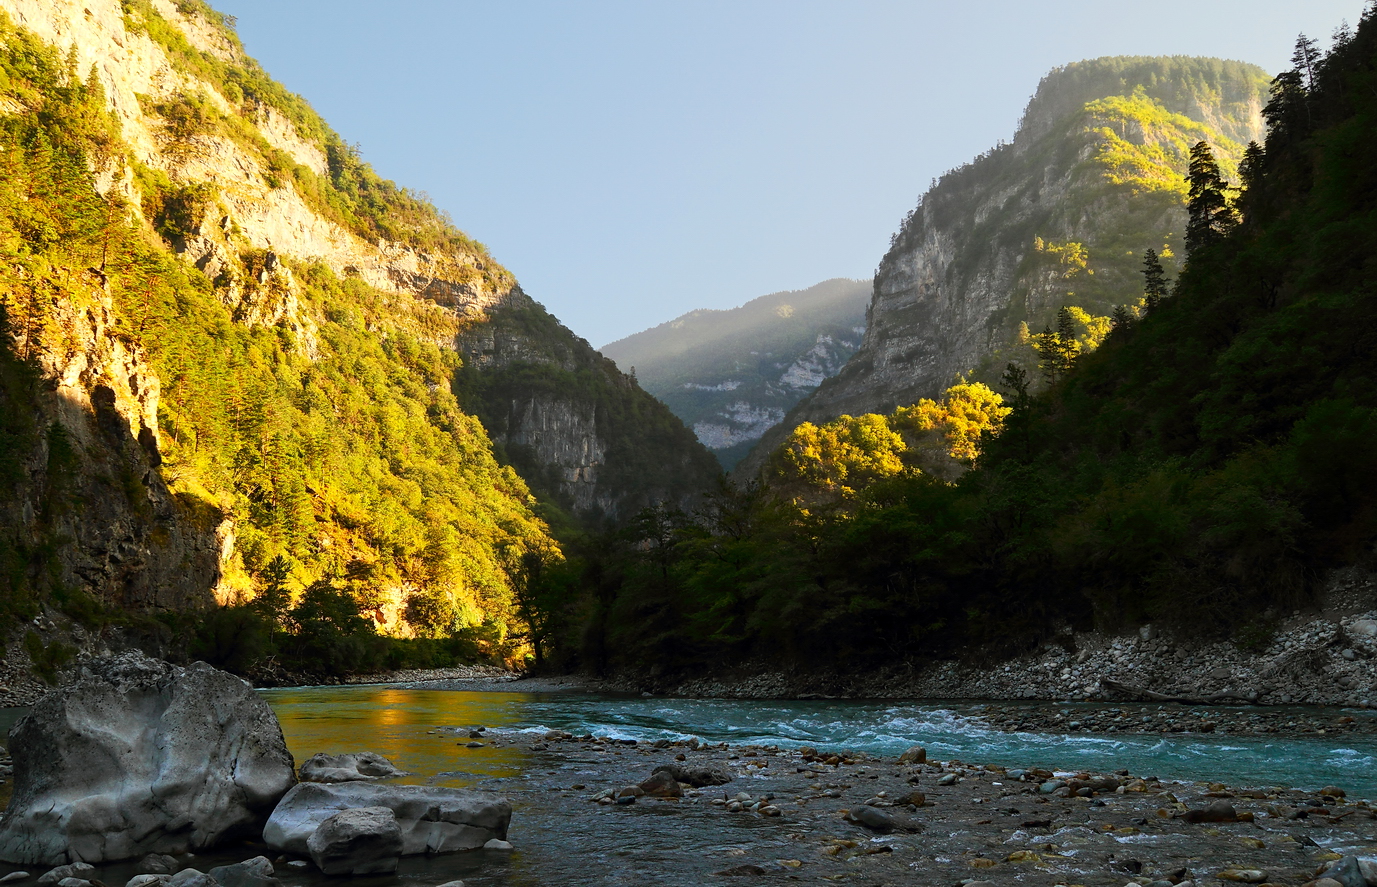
[5,725,1374,887]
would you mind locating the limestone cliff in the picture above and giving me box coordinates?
[601,279,870,471]
[737,57,1271,478]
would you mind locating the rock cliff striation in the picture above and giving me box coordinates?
[738,57,1270,478]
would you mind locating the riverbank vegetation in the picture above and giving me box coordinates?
[521,13,1377,678]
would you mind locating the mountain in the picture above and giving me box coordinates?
[0,0,713,652]
[601,278,870,470]
[736,56,1272,478]
[536,20,1377,679]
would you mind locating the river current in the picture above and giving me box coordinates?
[255,687,1377,796]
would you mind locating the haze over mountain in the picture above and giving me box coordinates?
[601,278,870,470]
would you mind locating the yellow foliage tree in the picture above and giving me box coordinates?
[768,382,1010,504]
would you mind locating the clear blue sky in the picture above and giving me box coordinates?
[214,1,1362,348]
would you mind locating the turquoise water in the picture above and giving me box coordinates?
[257,687,1377,797]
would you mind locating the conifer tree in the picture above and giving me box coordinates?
[1141,249,1169,312]
[1185,142,1238,257]
[1032,307,1080,384]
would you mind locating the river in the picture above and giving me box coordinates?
[259,686,1377,797]
[4,686,1377,885]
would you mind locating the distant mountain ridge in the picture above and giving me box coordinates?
[601,278,870,469]
[736,56,1271,478]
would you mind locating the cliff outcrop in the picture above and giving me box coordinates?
[738,57,1270,478]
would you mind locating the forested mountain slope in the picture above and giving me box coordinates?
[0,0,713,655]
[532,21,1377,678]
[737,56,1270,478]
[601,278,870,471]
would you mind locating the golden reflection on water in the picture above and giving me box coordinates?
[260,687,535,788]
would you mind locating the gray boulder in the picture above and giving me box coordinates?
[124,877,169,887]
[0,654,297,866]
[206,858,277,887]
[37,866,93,887]
[1319,856,1366,887]
[306,808,402,876]
[263,782,510,857]
[297,753,406,784]
[134,856,181,876]
[651,762,732,787]
[166,870,216,887]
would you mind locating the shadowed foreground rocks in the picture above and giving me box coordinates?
[0,653,296,865]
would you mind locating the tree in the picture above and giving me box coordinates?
[1032,307,1080,384]
[1292,33,1321,92]
[999,362,1030,409]
[1142,248,1169,313]
[252,554,294,638]
[1185,142,1238,257]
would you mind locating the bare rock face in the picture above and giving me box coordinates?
[263,782,510,857]
[0,653,297,865]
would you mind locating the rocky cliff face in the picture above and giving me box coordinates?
[458,291,721,521]
[601,279,870,471]
[737,57,1271,478]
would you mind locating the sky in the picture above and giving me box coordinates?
[214,1,1364,348]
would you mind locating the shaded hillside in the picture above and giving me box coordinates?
[738,56,1270,478]
[602,278,869,470]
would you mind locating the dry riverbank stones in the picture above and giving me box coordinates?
[0,653,296,866]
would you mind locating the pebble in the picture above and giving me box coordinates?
[0,875,28,884]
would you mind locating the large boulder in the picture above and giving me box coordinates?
[264,782,510,857]
[298,752,406,783]
[0,653,297,865]
[306,808,403,876]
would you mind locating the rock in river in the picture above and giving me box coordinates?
[307,808,403,876]
[652,762,732,787]
[0,654,296,866]
[297,753,406,783]
[263,782,510,857]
